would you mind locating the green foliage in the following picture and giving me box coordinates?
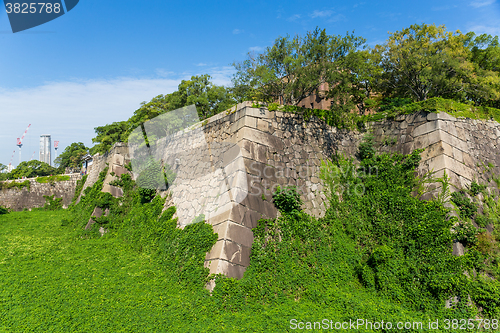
[43,195,63,211]
[96,192,115,209]
[358,134,376,160]
[452,218,478,246]
[434,171,453,205]
[7,160,62,179]
[36,175,70,184]
[377,97,413,112]
[0,205,8,214]
[272,185,302,213]
[467,180,487,197]
[267,102,279,111]
[53,142,89,168]
[232,27,366,106]
[376,23,500,104]
[451,190,478,219]
[382,97,500,123]
[471,276,500,317]
[0,180,30,191]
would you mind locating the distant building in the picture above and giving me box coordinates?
[39,134,51,166]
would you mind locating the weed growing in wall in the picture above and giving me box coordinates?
[36,175,70,184]
[42,195,63,211]
[0,180,30,191]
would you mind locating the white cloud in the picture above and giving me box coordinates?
[249,46,264,52]
[470,0,496,7]
[232,29,243,35]
[0,66,236,167]
[467,24,500,36]
[287,14,301,21]
[203,66,234,86]
[195,63,208,66]
[310,10,333,18]
[0,78,181,166]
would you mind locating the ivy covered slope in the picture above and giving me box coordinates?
[2,142,500,331]
[212,148,500,328]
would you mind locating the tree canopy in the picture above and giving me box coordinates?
[232,28,366,106]
[233,23,500,114]
[54,142,89,169]
[90,75,235,155]
[88,23,500,155]
[7,160,61,179]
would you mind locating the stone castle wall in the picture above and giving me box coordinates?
[0,174,81,211]
[47,102,500,280]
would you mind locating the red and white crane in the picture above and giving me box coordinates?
[30,151,36,161]
[8,150,15,172]
[16,124,31,165]
[54,141,60,160]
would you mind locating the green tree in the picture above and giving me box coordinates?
[326,47,382,115]
[232,27,366,106]
[464,32,500,107]
[9,160,60,178]
[0,163,6,173]
[54,142,89,169]
[91,75,234,155]
[176,74,235,119]
[90,121,128,155]
[375,23,500,104]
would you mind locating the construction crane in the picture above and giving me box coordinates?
[30,151,36,161]
[54,141,60,161]
[8,150,15,172]
[16,124,31,165]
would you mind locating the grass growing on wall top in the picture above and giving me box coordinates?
[0,180,30,191]
[263,97,500,131]
[36,175,71,184]
[385,97,500,123]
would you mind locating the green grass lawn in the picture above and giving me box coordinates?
[0,210,221,332]
[0,210,436,332]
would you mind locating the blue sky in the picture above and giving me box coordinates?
[1,0,499,168]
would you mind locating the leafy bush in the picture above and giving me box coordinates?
[71,174,88,205]
[0,180,30,191]
[96,192,115,209]
[377,97,413,112]
[272,185,302,213]
[452,218,478,246]
[358,134,376,160]
[43,195,63,211]
[0,206,8,215]
[468,180,487,197]
[451,191,477,219]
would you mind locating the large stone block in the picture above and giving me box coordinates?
[427,112,456,121]
[204,259,246,279]
[236,127,284,151]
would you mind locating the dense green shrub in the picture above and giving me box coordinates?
[43,195,63,211]
[468,180,487,197]
[272,185,302,213]
[0,180,30,191]
[358,134,376,160]
[0,206,8,215]
[451,191,478,219]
